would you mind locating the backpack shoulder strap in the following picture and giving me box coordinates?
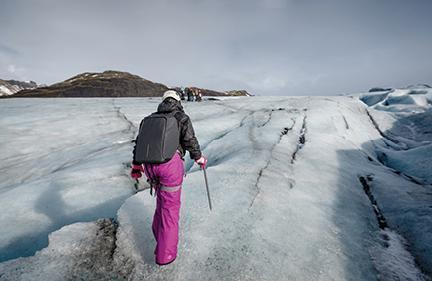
[173,111,188,124]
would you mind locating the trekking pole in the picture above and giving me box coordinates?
[202,167,212,211]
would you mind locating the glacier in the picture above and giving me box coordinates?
[0,89,431,281]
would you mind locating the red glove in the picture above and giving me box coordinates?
[131,164,144,179]
[195,156,208,169]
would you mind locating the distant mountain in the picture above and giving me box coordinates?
[368,87,393,93]
[0,79,37,96]
[406,83,431,89]
[8,71,250,98]
[11,71,169,98]
[225,90,251,96]
[187,87,251,97]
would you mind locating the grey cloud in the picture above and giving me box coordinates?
[0,0,431,95]
[0,44,19,56]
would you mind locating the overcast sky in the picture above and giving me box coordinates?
[1,0,431,95]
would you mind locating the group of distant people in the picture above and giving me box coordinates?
[177,87,203,102]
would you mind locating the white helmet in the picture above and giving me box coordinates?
[162,90,181,101]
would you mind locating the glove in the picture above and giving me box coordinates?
[195,156,208,169]
[131,164,144,179]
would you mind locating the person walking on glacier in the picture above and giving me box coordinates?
[130,89,207,266]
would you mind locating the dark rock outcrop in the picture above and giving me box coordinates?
[368,87,393,93]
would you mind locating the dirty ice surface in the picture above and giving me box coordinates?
[0,88,431,281]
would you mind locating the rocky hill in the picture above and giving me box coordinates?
[188,87,224,96]
[0,79,37,96]
[8,71,250,98]
[188,87,251,97]
[11,71,169,98]
[225,90,251,96]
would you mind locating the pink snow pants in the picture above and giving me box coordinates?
[143,152,184,265]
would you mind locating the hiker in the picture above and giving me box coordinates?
[185,87,194,102]
[130,89,207,266]
[179,88,186,100]
[196,89,202,102]
[191,88,198,102]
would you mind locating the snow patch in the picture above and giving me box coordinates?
[0,85,14,96]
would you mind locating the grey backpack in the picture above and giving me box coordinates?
[134,111,180,164]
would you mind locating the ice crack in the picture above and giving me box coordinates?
[249,122,296,209]
[358,176,430,281]
[111,99,137,138]
[291,113,307,164]
[365,108,401,149]
[358,176,387,229]
[342,114,350,130]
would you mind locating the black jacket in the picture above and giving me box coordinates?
[132,98,202,164]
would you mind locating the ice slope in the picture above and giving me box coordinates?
[0,99,152,262]
[0,93,431,281]
[359,87,432,184]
